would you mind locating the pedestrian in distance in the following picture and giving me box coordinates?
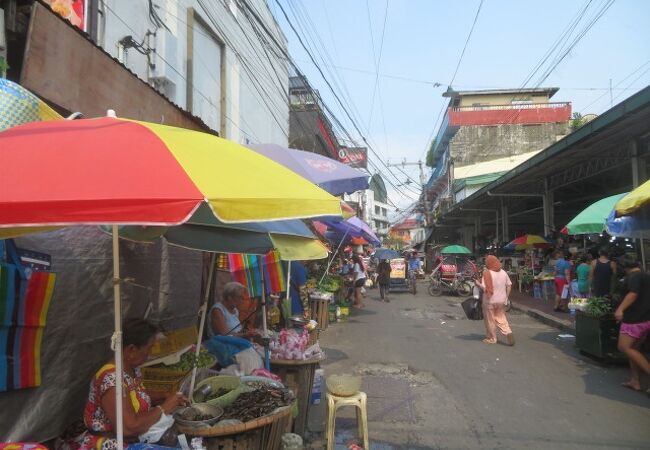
[377,259,392,302]
[351,253,367,309]
[615,255,650,394]
[553,250,572,312]
[575,254,591,298]
[590,247,617,297]
[475,255,515,345]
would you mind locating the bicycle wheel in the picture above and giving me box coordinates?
[428,281,443,296]
[456,281,473,297]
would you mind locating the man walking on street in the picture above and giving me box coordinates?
[616,255,650,394]
[553,251,572,312]
[377,259,392,302]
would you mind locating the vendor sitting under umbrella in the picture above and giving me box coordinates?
[208,282,259,338]
[74,319,188,449]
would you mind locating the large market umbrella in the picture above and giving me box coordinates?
[247,143,369,195]
[606,207,650,239]
[0,78,62,131]
[504,234,551,251]
[319,217,381,247]
[504,234,552,275]
[614,179,650,216]
[0,115,342,448]
[561,193,627,235]
[441,245,472,255]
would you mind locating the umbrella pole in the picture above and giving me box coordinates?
[641,234,646,271]
[259,256,270,371]
[319,229,349,286]
[285,261,292,327]
[189,252,216,403]
[111,225,124,450]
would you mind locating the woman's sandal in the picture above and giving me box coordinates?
[482,338,497,344]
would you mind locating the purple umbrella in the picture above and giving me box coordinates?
[319,216,381,246]
[247,143,369,195]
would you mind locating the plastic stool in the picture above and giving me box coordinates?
[326,391,369,450]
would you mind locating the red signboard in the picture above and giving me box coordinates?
[337,146,368,169]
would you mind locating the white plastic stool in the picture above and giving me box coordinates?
[326,391,369,450]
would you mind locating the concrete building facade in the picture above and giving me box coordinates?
[424,87,572,226]
[97,0,289,144]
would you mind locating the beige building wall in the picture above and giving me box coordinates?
[458,93,551,107]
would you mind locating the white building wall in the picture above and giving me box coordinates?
[345,189,393,238]
[99,0,288,145]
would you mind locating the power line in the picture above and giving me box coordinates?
[273,0,420,200]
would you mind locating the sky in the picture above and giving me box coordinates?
[270,0,650,216]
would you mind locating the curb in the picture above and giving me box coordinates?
[511,302,575,333]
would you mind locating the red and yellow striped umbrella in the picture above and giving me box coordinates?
[0,116,343,228]
[504,234,551,251]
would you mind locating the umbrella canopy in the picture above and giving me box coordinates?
[504,234,552,251]
[105,205,328,260]
[0,78,62,131]
[606,207,650,239]
[0,117,342,227]
[441,245,472,255]
[374,248,400,260]
[0,114,342,448]
[562,193,627,235]
[614,179,650,216]
[247,143,369,195]
[319,217,381,247]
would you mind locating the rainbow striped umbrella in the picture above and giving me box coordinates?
[504,234,552,251]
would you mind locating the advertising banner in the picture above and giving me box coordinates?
[337,146,368,169]
[390,258,406,279]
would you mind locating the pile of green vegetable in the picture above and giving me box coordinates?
[153,348,215,372]
[584,297,613,318]
[319,274,343,293]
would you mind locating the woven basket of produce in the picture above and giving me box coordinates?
[143,348,216,394]
[177,384,295,438]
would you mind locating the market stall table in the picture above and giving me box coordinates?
[270,355,324,436]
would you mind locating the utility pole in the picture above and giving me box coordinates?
[386,159,429,226]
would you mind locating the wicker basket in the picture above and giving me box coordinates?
[194,376,243,407]
[326,374,361,397]
[142,366,190,395]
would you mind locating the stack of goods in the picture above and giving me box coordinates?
[270,329,323,360]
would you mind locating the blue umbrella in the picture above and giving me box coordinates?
[374,248,400,260]
[606,207,650,239]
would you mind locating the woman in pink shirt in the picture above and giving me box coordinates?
[476,255,515,345]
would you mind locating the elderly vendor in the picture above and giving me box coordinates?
[74,319,188,449]
[209,281,258,338]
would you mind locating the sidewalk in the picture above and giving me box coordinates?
[510,290,576,332]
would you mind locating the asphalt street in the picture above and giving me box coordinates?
[307,282,650,450]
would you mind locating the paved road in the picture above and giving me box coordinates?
[307,282,650,450]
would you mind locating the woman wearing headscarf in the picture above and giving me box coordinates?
[476,255,515,345]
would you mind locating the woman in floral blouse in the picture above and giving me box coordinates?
[75,319,187,449]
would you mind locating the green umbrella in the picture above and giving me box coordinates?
[563,193,627,235]
[441,244,472,255]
